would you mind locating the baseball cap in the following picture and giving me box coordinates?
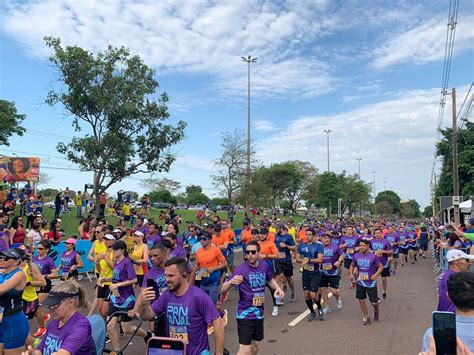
[446,249,474,262]
[104,234,116,240]
[42,290,80,309]
[0,248,26,261]
[133,231,144,237]
[65,238,77,244]
[113,228,122,233]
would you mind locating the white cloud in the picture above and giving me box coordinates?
[254,85,472,207]
[371,15,474,69]
[253,120,277,132]
[0,0,337,99]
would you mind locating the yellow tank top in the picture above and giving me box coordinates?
[98,252,114,286]
[93,240,107,272]
[22,265,38,302]
[131,243,145,275]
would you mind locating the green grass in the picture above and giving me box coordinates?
[40,206,304,237]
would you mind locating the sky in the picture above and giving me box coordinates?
[0,0,473,208]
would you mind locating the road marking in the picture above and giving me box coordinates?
[288,292,333,327]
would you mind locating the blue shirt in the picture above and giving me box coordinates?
[422,316,474,352]
[297,242,324,273]
[275,233,295,262]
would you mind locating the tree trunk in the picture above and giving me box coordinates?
[93,171,101,218]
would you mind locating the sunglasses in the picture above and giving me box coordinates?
[0,255,15,261]
[245,250,258,255]
[36,247,45,251]
[199,237,210,241]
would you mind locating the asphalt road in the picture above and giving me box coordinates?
[36,250,439,355]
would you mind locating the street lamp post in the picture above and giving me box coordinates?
[356,158,362,179]
[324,129,332,172]
[372,171,376,215]
[241,55,257,210]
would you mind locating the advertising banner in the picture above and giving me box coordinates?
[0,156,40,182]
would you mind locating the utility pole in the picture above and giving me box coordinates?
[452,88,460,224]
[356,158,362,180]
[324,129,332,172]
[241,55,257,211]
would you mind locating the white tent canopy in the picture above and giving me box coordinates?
[460,199,472,213]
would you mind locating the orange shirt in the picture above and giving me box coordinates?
[258,239,278,257]
[221,229,235,242]
[196,246,225,269]
[268,232,275,244]
[240,229,253,245]
[212,233,228,247]
[298,230,307,243]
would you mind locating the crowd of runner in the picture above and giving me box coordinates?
[0,184,473,354]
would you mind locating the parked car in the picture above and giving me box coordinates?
[188,204,205,210]
[175,203,188,210]
[153,202,171,209]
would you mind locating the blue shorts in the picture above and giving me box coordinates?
[0,311,29,349]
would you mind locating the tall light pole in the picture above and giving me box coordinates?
[323,129,332,172]
[241,55,257,210]
[356,158,362,179]
[372,171,376,214]
[384,181,387,193]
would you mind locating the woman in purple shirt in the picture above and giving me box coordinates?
[25,280,95,354]
[59,238,83,280]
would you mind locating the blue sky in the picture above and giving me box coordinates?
[1,0,473,208]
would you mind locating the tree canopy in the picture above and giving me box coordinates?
[375,190,401,214]
[0,100,26,146]
[44,37,185,216]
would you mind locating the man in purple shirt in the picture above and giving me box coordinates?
[139,257,225,355]
[164,233,186,258]
[320,234,345,313]
[221,241,284,355]
[437,249,473,312]
[350,239,384,325]
[369,229,393,301]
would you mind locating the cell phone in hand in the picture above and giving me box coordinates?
[147,337,185,355]
[432,311,456,355]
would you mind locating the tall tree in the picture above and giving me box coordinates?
[212,130,254,205]
[400,199,421,218]
[185,185,203,195]
[0,100,26,146]
[44,37,185,216]
[314,172,342,215]
[375,190,401,214]
[337,172,372,215]
[140,177,181,193]
[375,201,393,216]
[435,120,474,199]
[37,172,52,187]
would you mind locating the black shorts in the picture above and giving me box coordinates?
[398,248,408,255]
[392,253,399,259]
[237,319,264,345]
[97,284,110,300]
[38,278,52,294]
[22,299,39,319]
[137,274,144,286]
[108,304,133,322]
[320,274,340,289]
[275,261,293,277]
[302,271,321,293]
[409,244,418,251]
[381,266,390,278]
[344,258,352,269]
[355,284,379,303]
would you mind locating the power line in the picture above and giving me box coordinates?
[456,82,473,126]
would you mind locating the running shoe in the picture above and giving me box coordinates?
[290,293,295,302]
[362,317,371,325]
[350,282,355,289]
[317,307,325,321]
[374,310,379,322]
[222,309,228,327]
[382,293,388,301]
[336,299,343,309]
[307,312,317,322]
[322,306,332,314]
[272,306,279,316]
[33,327,47,338]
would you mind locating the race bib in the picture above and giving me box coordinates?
[358,272,369,281]
[252,292,265,307]
[278,252,286,259]
[322,263,332,271]
[200,269,210,278]
[347,248,354,254]
[303,264,314,272]
[169,326,189,344]
[195,273,202,281]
